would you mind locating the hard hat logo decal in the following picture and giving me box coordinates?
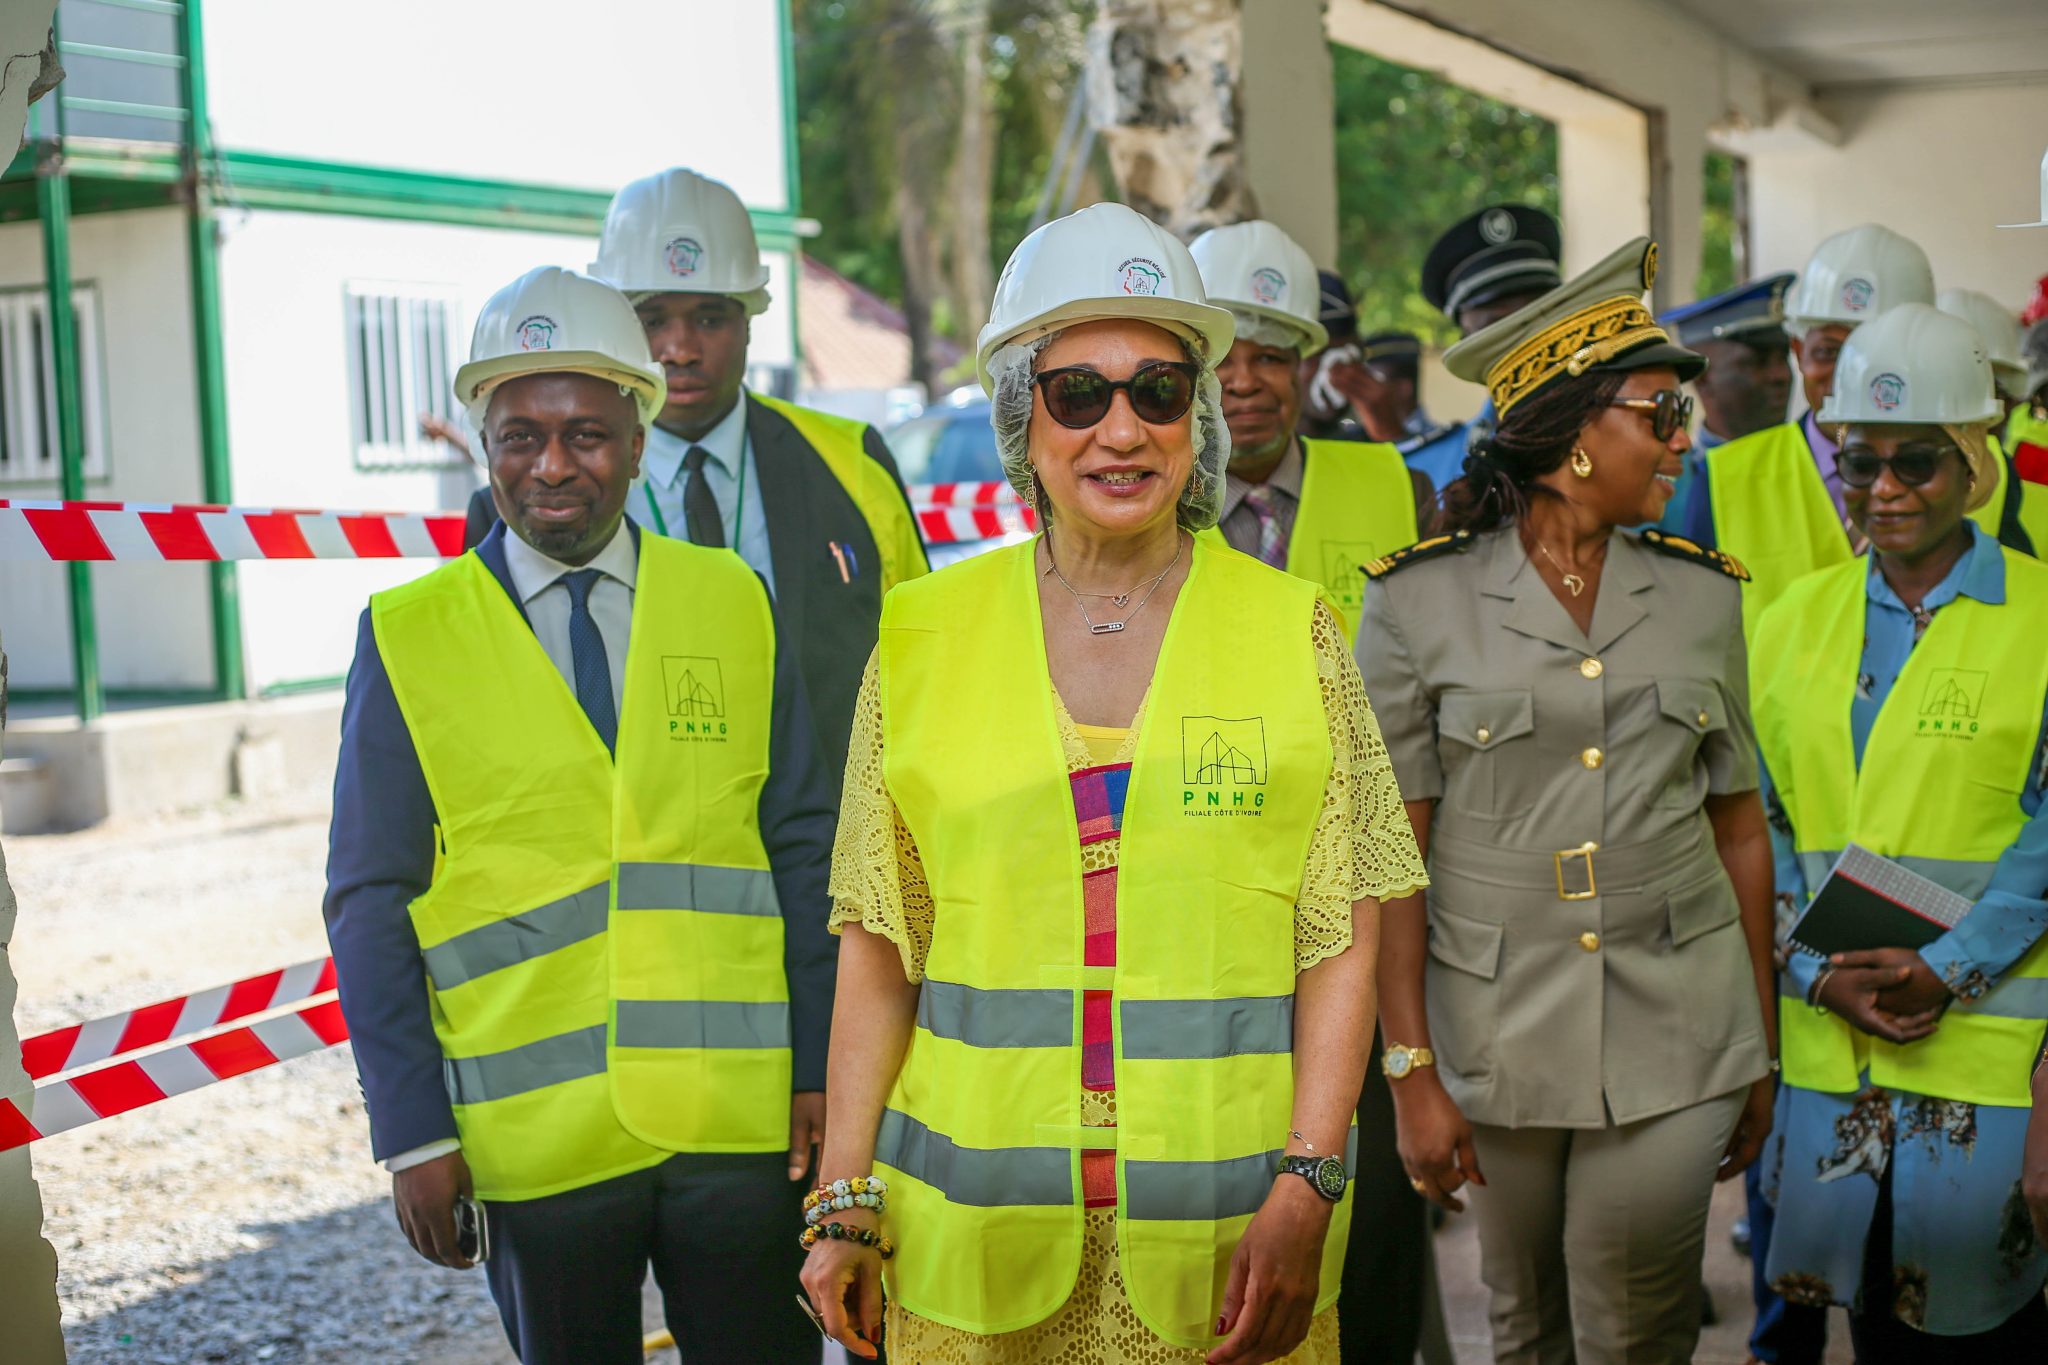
[516,315,559,351]
[1479,209,1516,245]
[1118,257,1166,297]
[1841,277,1875,313]
[1870,372,1907,412]
[1250,267,1285,305]
[664,236,705,278]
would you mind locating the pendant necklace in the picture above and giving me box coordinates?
[1533,539,1586,597]
[1046,534,1182,635]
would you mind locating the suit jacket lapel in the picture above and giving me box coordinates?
[474,522,532,628]
[1586,533,1653,653]
[748,394,808,627]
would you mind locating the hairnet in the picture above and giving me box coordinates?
[1228,308,1315,357]
[988,329,1231,532]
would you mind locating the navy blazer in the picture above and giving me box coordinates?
[322,520,838,1162]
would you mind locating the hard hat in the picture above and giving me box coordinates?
[1936,288,2026,398]
[1188,220,1328,355]
[589,168,771,315]
[1783,224,1934,334]
[1818,303,2001,428]
[1997,145,2048,229]
[453,267,666,434]
[975,202,1235,393]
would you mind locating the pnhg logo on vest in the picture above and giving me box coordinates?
[1322,542,1376,610]
[661,655,730,741]
[1917,668,1986,738]
[1181,716,1268,817]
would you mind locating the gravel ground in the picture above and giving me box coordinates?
[5,792,1848,1364]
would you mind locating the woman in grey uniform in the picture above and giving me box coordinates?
[1356,239,1779,1365]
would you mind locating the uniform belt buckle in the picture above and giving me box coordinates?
[1554,842,1600,900]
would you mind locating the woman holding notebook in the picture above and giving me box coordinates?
[1751,303,2048,1361]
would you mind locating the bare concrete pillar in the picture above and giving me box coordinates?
[1240,0,1338,264]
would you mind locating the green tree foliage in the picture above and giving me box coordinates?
[1329,44,1558,345]
[1697,150,1739,298]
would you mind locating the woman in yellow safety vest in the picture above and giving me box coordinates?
[1752,303,2048,1360]
[797,202,1426,1365]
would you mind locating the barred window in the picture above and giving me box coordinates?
[345,283,461,469]
[0,284,110,485]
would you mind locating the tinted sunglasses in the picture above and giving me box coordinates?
[1606,390,1693,443]
[1835,443,1960,489]
[1034,361,1199,429]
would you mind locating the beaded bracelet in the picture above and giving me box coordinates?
[803,1175,889,1225]
[799,1219,896,1259]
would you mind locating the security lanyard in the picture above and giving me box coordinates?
[642,437,749,547]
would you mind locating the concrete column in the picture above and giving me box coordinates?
[1239,0,1339,264]
[1555,112,1651,275]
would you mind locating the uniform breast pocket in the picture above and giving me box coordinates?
[1436,689,1535,819]
[1650,679,1728,808]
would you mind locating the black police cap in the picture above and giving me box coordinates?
[1421,204,1564,319]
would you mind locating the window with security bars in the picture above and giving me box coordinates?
[0,284,110,486]
[345,284,462,469]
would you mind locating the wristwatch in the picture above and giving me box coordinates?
[1381,1043,1435,1080]
[1277,1153,1348,1202]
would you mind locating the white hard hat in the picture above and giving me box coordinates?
[1818,303,2001,427]
[1784,224,1934,334]
[453,267,666,433]
[590,168,771,315]
[1936,288,2026,398]
[975,202,1235,393]
[1189,220,1329,356]
[1997,145,2048,229]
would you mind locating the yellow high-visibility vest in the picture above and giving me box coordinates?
[875,534,1351,1345]
[1751,545,2048,1107]
[1705,421,1854,636]
[1967,433,2048,558]
[1199,438,1418,640]
[752,392,930,592]
[371,534,789,1200]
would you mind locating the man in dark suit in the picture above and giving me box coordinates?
[466,167,927,788]
[331,267,835,1363]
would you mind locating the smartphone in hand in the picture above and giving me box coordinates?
[455,1194,490,1264]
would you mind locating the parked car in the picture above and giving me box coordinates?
[884,395,1030,567]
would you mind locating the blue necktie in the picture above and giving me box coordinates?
[559,569,617,754]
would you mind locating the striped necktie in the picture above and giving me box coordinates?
[1242,483,1288,568]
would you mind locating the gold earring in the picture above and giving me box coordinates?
[1570,447,1594,479]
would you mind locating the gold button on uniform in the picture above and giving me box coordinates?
[1579,657,1603,679]
[1697,709,1711,726]
[1476,727,1491,744]
[1578,931,1601,952]
[1580,747,1604,770]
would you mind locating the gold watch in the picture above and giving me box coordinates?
[1381,1043,1435,1080]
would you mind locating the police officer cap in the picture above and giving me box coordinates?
[1317,269,1358,340]
[1445,237,1704,418]
[1659,273,1795,347]
[1421,204,1564,318]
[1358,331,1423,371]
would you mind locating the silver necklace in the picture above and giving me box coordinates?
[1045,534,1182,635]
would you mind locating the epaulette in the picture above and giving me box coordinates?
[1363,530,1474,580]
[1638,528,1750,581]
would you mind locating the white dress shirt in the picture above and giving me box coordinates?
[634,395,778,595]
[382,522,637,1174]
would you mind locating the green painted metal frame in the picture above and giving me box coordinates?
[35,168,103,722]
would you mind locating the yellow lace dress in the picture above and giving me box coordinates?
[828,602,1428,1365]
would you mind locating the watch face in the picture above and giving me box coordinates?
[1386,1048,1412,1078]
[1314,1157,1348,1200]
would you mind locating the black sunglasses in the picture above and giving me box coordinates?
[1033,361,1199,429]
[1835,443,1961,489]
[1607,390,1693,443]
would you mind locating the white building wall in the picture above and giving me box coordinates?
[1737,81,2048,311]
[201,0,791,211]
[214,209,793,693]
[0,207,213,692]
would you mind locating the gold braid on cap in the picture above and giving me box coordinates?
[1486,295,1670,416]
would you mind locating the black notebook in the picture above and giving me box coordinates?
[1788,844,1972,957]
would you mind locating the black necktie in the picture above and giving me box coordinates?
[682,446,726,549]
[559,569,617,754]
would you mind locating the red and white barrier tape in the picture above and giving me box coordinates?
[20,957,338,1081]
[906,481,1035,542]
[0,500,465,562]
[0,993,348,1152]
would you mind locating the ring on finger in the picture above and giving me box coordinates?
[1409,1177,1428,1194]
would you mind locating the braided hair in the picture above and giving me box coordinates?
[1436,371,1628,534]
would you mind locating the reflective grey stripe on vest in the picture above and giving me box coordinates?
[918,981,1071,1048]
[1121,996,1293,1059]
[1126,1125,1361,1222]
[422,883,610,991]
[616,862,781,916]
[443,1023,607,1105]
[875,1109,1072,1207]
[613,999,791,1049]
[1796,850,1997,903]
[1954,976,2048,1021]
